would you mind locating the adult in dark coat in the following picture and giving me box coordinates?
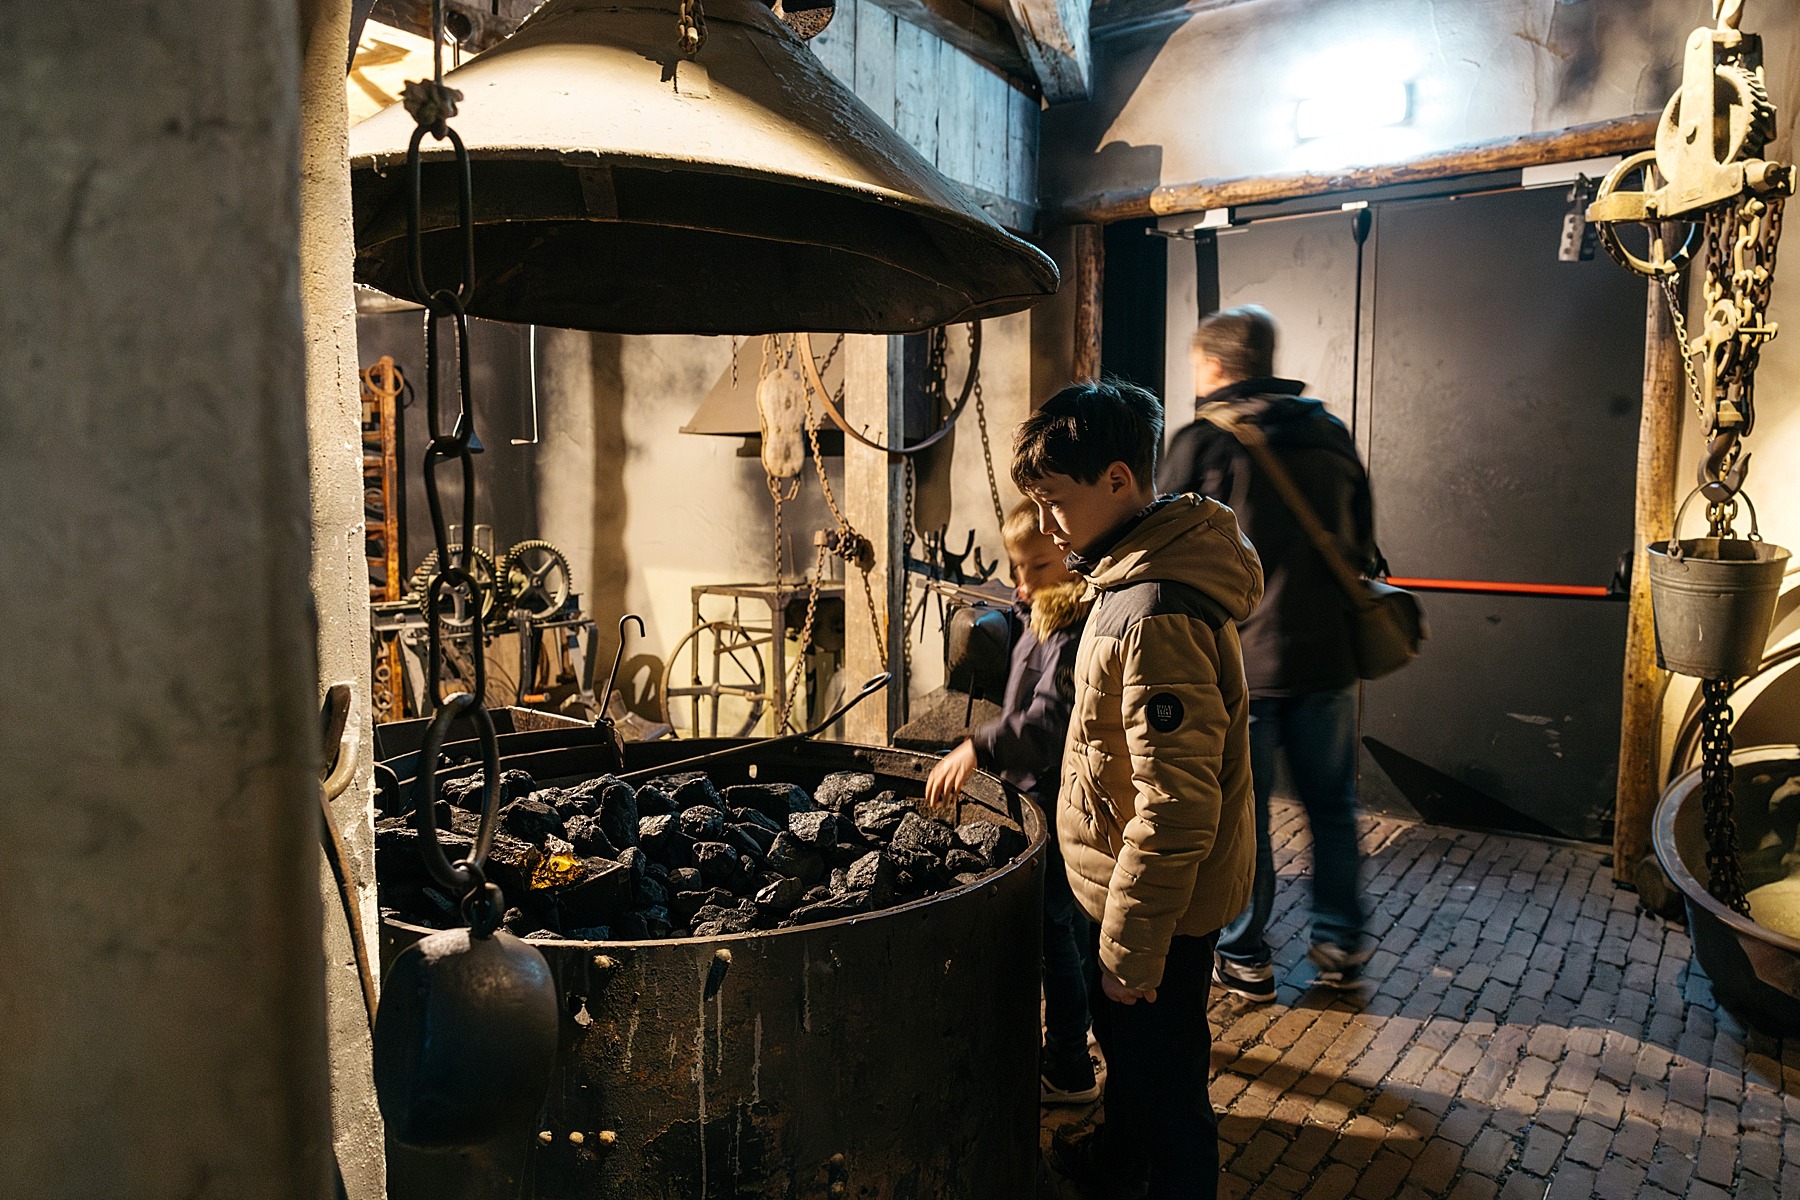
[1159,305,1379,997]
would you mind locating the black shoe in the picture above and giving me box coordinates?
[1041,1048,1102,1104]
[1212,954,1276,1003]
[1308,941,1371,990]
[1044,1126,1148,1200]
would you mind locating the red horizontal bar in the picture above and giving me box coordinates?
[1386,577,1612,598]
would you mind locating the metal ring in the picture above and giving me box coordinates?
[413,693,504,901]
[799,325,981,457]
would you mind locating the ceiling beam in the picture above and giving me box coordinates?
[1057,113,1660,225]
[1000,0,1088,102]
[860,0,1032,81]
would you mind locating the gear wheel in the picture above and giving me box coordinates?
[1658,62,1777,172]
[498,538,574,618]
[406,544,498,628]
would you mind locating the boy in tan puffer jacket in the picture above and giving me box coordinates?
[1016,379,1263,1200]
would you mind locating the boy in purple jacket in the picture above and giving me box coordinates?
[928,502,1098,1102]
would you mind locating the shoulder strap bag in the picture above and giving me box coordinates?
[1199,403,1426,680]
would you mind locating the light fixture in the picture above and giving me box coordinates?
[1295,78,1412,142]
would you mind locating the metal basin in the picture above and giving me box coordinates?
[1653,744,1800,1033]
[380,736,1047,1199]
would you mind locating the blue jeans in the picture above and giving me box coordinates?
[1217,685,1364,964]
[1042,837,1094,1061]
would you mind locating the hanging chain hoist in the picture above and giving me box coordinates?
[373,0,562,1150]
[1587,0,1794,915]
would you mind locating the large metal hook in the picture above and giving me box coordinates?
[1697,431,1752,503]
[598,614,647,716]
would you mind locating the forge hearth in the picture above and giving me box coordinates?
[377,735,1046,1200]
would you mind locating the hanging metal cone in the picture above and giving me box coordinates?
[348,0,1058,334]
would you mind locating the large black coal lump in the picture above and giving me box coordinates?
[955,821,1027,870]
[846,851,899,908]
[691,903,756,937]
[724,825,766,860]
[788,810,838,849]
[755,875,805,917]
[635,785,675,817]
[764,833,824,885]
[556,859,633,927]
[668,866,703,893]
[375,822,473,888]
[547,789,591,820]
[944,849,985,876]
[670,890,709,921]
[499,797,564,844]
[652,772,725,811]
[729,805,785,834]
[723,783,814,820]
[851,795,909,842]
[638,813,679,856]
[587,777,640,850]
[679,805,726,842]
[563,814,618,860]
[692,841,740,883]
[815,771,881,815]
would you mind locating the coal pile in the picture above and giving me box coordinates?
[376,767,1027,942]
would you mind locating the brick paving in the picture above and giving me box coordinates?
[1043,799,1800,1199]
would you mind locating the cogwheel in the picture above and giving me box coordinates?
[499,538,574,618]
[406,544,498,627]
[1660,62,1777,170]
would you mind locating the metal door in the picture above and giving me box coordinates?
[1359,185,1646,840]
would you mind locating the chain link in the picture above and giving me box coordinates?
[677,0,707,55]
[799,334,887,667]
[1700,680,1750,915]
[971,324,1005,536]
[402,0,504,925]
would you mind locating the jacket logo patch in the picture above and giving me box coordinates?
[1147,692,1184,733]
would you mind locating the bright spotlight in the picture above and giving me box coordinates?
[1290,42,1418,145]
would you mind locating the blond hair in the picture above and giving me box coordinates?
[1002,500,1048,555]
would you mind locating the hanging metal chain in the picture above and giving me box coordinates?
[402,0,505,936]
[970,324,1004,536]
[800,334,887,668]
[900,457,918,698]
[1699,679,1750,914]
[782,537,830,729]
[677,0,707,55]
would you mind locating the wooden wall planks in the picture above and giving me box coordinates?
[810,0,1039,228]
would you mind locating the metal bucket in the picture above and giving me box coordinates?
[1647,534,1789,679]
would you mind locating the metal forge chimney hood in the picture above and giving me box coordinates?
[347,0,1058,334]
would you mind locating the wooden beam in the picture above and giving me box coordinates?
[842,335,907,743]
[1615,271,1684,896]
[1059,114,1660,225]
[368,0,539,55]
[1001,0,1088,103]
[1071,223,1102,379]
[860,0,1032,83]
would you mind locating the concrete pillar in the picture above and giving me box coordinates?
[0,5,333,1198]
[298,0,385,1194]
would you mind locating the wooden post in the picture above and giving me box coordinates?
[842,335,908,743]
[1616,274,1685,889]
[1072,223,1103,380]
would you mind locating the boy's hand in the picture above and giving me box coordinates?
[925,740,980,816]
[1100,974,1157,1005]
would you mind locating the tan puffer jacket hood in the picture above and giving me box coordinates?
[1058,494,1264,991]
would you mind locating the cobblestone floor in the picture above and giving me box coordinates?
[1044,799,1799,1199]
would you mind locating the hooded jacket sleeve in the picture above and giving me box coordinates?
[969,627,1077,776]
[1097,611,1231,992]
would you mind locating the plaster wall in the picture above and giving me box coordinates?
[1054,0,1800,774]
[298,0,384,1194]
[0,4,332,1196]
[1043,0,1800,211]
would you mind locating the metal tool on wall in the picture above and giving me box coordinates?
[1587,0,1795,913]
[369,1,561,1151]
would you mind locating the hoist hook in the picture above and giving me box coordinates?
[598,614,647,719]
[1698,431,1752,503]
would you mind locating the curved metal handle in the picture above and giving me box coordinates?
[804,672,891,738]
[320,681,361,804]
[598,614,647,718]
